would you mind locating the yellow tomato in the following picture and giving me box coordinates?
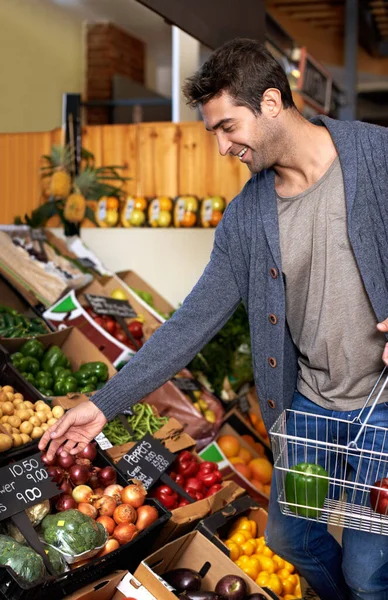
[230,531,251,545]
[225,541,241,562]
[242,563,259,580]
[262,545,274,558]
[267,573,283,596]
[285,574,298,586]
[239,555,250,565]
[241,540,256,556]
[273,554,285,571]
[283,595,297,600]
[256,571,270,587]
[238,519,257,538]
[283,560,296,573]
[235,558,244,569]
[257,555,276,574]
[257,535,266,546]
[277,568,293,582]
[294,578,302,598]
[254,538,265,553]
[282,576,297,595]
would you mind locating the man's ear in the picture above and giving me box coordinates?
[261,88,282,117]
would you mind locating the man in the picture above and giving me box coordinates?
[40,39,388,599]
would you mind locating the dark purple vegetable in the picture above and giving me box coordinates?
[246,595,268,600]
[163,568,201,592]
[179,593,225,600]
[215,575,247,600]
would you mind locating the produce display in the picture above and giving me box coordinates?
[163,568,257,600]
[10,339,109,395]
[173,196,199,228]
[199,196,226,229]
[0,305,48,338]
[217,435,272,497]
[151,451,223,509]
[148,197,173,228]
[0,535,45,583]
[103,402,169,444]
[224,516,302,599]
[129,287,171,320]
[85,305,144,351]
[0,385,62,450]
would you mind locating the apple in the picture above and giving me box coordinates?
[211,196,225,212]
[158,210,172,227]
[370,478,388,514]
[129,209,146,227]
[184,196,199,212]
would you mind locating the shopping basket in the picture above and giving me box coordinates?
[269,367,388,535]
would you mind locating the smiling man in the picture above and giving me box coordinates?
[39,39,388,600]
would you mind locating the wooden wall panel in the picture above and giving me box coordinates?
[99,125,137,196]
[136,122,179,198]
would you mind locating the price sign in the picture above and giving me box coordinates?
[95,432,113,450]
[0,452,59,522]
[238,394,250,414]
[85,293,137,319]
[116,434,175,490]
[172,377,201,392]
[31,229,47,242]
[78,257,97,270]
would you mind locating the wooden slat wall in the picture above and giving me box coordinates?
[0,122,250,224]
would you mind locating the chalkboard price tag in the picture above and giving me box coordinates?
[0,452,59,522]
[31,229,47,242]
[238,394,250,415]
[116,434,175,490]
[85,293,137,319]
[172,377,201,392]
[78,257,97,270]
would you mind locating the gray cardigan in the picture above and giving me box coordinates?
[93,116,388,432]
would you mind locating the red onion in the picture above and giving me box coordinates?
[57,453,75,470]
[56,494,77,512]
[88,471,100,490]
[69,464,90,486]
[47,465,64,484]
[59,479,73,496]
[75,457,92,468]
[41,452,57,467]
[104,484,124,504]
[98,466,117,487]
[79,442,97,462]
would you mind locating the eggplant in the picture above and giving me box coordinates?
[215,575,247,600]
[163,568,202,593]
[179,593,225,600]
[245,595,268,600]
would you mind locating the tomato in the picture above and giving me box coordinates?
[115,330,128,344]
[105,319,117,334]
[128,320,143,339]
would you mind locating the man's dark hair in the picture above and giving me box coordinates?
[183,38,295,114]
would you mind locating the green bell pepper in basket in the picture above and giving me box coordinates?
[77,362,109,382]
[19,356,40,375]
[41,346,70,373]
[20,339,44,360]
[53,376,78,396]
[35,371,54,390]
[21,372,36,385]
[10,352,24,369]
[285,462,329,518]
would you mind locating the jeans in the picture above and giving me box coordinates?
[266,391,388,600]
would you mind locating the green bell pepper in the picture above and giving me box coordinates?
[20,339,44,360]
[53,376,78,396]
[285,462,329,518]
[55,368,72,381]
[79,384,95,393]
[36,371,54,389]
[73,371,98,386]
[21,372,36,385]
[78,362,109,382]
[41,346,70,373]
[19,356,40,375]
[10,352,24,368]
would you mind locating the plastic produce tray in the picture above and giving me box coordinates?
[0,447,171,600]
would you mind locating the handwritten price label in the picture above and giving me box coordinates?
[116,434,175,490]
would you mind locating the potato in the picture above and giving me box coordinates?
[47,418,58,427]
[41,423,49,432]
[1,386,13,394]
[23,401,33,409]
[12,434,23,447]
[31,427,43,440]
[0,392,8,403]
[0,416,8,424]
[36,411,47,423]
[29,416,41,428]
[52,406,65,419]
[0,433,13,452]
[20,421,33,435]
[20,433,31,444]
[5,393,14,402]
[17,402,27,411]
[27,409,34,418]
[34,401,49,412]
[2,424,12,434]
[11,427,19,434]
[7,415,21,429]
[15,409,31,422]
[0,409,3,419]
[1,402,14,416]
[13,393,24,400]
[13,398,23,407]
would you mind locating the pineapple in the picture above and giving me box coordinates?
[64,193,86,223]
[41,145,73,198]
[51,170,71,198]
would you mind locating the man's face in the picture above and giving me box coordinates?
[200,91,279,174]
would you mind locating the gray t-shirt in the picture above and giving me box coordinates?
[277,156,387,410]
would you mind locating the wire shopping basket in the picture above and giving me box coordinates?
[269,368,388,535]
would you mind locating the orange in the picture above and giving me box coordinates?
[230,456,245,465]
[106,197,119,210]
[254,442,266,456]
[256,419,269,439]
[238,555,250,565]
[249,412,259,426]
[267,573,283,596]
[159,197,173,211]
[250,479,265,493]
[249,458,273,484]
[181,212,197,227]
[241,434,256,447]
[263,484,272,496]
[218,435,240,458]
[233,462,252,480]
[238,447,253,464]
[210,210,223,227]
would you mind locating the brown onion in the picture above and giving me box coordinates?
[77,502,98,519]
[104,484,124,504]
[121,483,147,508]
[97,538,120,556]
[93,495,116,517]
[72,485,93,504]
[96,515,116,536]
[113,503,137,525]
[112,522,138,545]
[135,504,159,531]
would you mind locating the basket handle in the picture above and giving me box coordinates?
[348,366,388,449]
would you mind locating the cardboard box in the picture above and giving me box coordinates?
[112,572,158,600]
[1,327,116,400]
[134,531,273,600]
[116,270,175,323]
[223,386,271,449]
[64,570,126,600]
[199,423,270,505]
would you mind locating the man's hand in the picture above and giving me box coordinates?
[38,402,107,461]
[377,318,388,366]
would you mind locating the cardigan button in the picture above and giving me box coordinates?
[269,314,277,325]
[270,268,278,279]
[268,357,277,368]
[267,399,276,409]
